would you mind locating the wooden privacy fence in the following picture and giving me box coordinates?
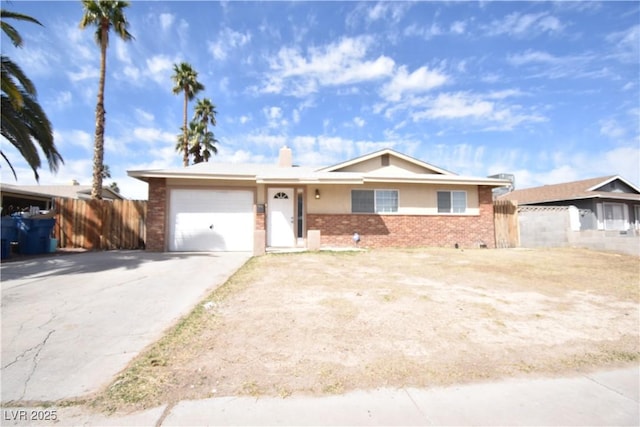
[53,198,147,250]
[494,200,519,248]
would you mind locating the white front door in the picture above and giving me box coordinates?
[268,188,295,247]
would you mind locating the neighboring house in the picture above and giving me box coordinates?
[499,175,640,256]
[1,182,124,214]
[128,147,510,254]
[499,175,640,232]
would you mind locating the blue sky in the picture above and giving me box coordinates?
[1,1,639,199]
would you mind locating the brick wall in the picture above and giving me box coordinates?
[256,212,265,230]
[307,186,496,249]
[146,178,167,251]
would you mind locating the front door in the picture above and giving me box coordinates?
[268,188,295,247]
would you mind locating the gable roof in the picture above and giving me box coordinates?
[319,148,454,175]
[128,148,511,187]
[499,175,640,204]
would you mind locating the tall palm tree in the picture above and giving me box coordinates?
[171,62,204,167]
[1,9,63,180]
[79,0,132,199]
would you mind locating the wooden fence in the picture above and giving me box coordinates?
[53,198,147,250]
[494,200,519,248]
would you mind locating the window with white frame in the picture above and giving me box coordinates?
[351,189,398,213]
[437,191,467,213]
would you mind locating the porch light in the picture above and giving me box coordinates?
[315,189,321,199]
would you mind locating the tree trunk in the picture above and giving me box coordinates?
[182,90,189,167]
[91,28,108,200]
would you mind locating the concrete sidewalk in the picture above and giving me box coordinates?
[2,366,637,426]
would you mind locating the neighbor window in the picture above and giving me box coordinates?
[437,191,467,213]
[352,190,398,213]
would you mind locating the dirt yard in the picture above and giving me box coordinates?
[96,247,639,412]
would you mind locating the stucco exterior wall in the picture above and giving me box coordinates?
[307,183,480,215]
[307,186,495,248]
[336,156,438,175]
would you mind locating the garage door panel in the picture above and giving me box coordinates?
[169,189,254,252]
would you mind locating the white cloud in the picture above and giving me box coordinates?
[292,135,316,153]
[381,65,448,102]
[414,93,493,120]
[507,50,557,65]
[54,129,93,152]
[404,23,444,39]
[47,91,72,110]
[264,106,282,122]
[13,47,56,77]
[450,21,467,35]
[145,54,175,85]
[606,25,640,63]
[506,50,603,80]
[262,36,394,97]
[135,109,155,123]
[403,92,546,131]
[208,27,251,61]
[292,109,301,124]
[599,119,626,139]
[115,39,132,64]
[486,12,564,37]
[367,2,411,23]
[245,133,287,150]
[132,127,175,144]
[239,115,251,124]
[159,13,175,32]
[353,117,365,127]
[67,65,99,82]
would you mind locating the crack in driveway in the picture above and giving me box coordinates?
[19,329,56,400]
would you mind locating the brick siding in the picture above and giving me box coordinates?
[146,178,167,251]
[256,212,265,230]
[307,186,496,249]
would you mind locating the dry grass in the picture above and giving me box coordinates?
[92,248,640,413]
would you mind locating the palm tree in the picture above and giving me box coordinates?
[171,62,204,167]
[192,98,218,163]
[79,0,133,199]
[199,128,218,162]
[1,9,63,180]
[193,97,217,128]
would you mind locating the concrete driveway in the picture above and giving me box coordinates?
[0,250,250,403]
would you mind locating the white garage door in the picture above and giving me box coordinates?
[169,189,254,252]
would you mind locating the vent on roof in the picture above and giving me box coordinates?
[381,154,390,167]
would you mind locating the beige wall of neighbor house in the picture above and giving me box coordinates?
[307,183,480,215]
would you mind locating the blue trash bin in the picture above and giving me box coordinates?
[16,217,56,255]
[1,216,18,259]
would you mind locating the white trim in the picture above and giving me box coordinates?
[586,175,640,193]
[320,148,455,175]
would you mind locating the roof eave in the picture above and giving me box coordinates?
[363,176,511,187]
[127,171,257,182]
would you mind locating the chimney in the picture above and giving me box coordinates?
[278,146,293,168]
